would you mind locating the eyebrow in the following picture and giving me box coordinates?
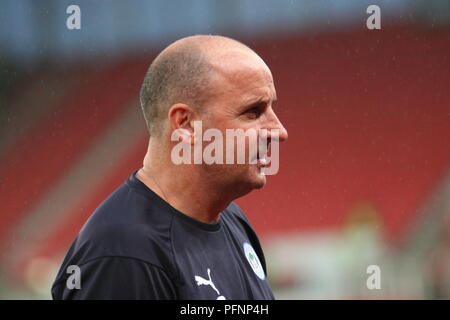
[243,96,276,110]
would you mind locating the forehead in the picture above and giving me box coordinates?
[207,48,276,104]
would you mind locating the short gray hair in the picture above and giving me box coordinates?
[139,43,212,136]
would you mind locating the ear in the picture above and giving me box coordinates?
[168,103,196,145]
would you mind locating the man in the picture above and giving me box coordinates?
[51,35,288,299]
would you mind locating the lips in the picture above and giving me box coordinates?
[257,157,271,168]
[256,141,271,168]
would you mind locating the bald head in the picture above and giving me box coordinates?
[139,35,258,136]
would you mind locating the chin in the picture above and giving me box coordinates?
[219,165,268,198]
[247,167,268,190]
[228,174,266,199]
[253,174,267,189]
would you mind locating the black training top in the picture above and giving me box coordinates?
[51,170,274,300]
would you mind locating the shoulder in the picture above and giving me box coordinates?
[222,201,269,275]
[221,201,261,244]
[222,201,253,229]
[52,256,178,300]
[66,180,177,273]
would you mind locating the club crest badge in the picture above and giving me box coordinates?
[243,242,265,280]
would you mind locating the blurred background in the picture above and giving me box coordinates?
[0,0,449,299]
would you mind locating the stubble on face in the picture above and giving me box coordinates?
[198,46,277,196]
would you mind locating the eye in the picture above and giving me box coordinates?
[247,107,261,117]
[244,104,264,119]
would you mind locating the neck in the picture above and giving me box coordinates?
[136,141,231,224]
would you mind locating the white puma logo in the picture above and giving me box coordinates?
[194,268,226,300]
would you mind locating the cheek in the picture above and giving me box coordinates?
[201,113,227,132]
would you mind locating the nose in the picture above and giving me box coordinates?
[266,108,288,142]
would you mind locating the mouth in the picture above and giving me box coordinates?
[256,141,271,168]
[257,157,270,168]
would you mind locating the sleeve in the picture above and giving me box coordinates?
[51,256,178,300]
